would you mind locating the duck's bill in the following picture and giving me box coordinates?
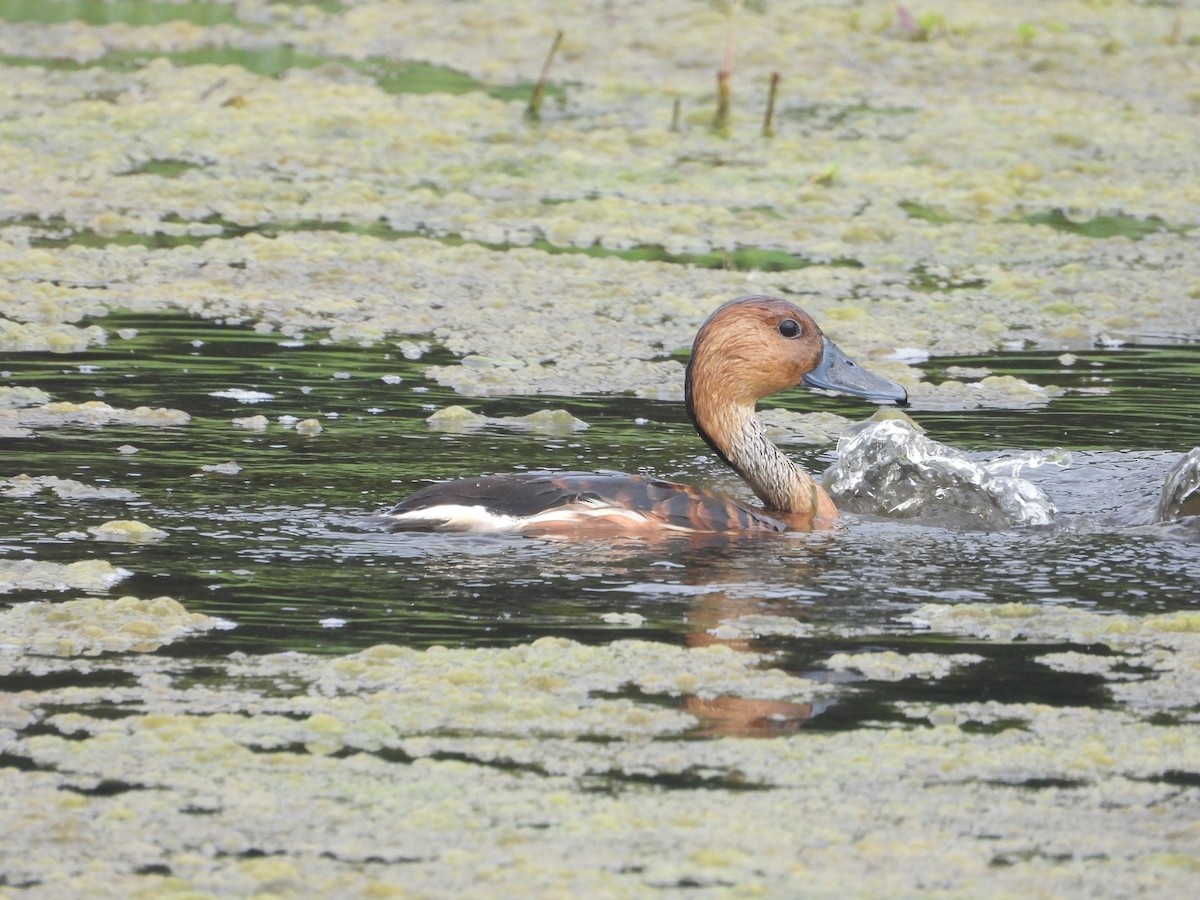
[803,337,909,405]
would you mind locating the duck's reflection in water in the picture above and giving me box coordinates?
[667,530,836,738]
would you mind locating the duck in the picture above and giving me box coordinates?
[383,295,907,536]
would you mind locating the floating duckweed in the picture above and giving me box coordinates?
[913,375,1063,411]
[210,389,274,404]
[87,519,169,543]
[944,365,992,379]
[755,409,856,445]
[1,473,137,500]
[7,399,190,429]
[516,409,589,433]
[425,404,488,430]
[0,594,219,656]
[426,405,588,435]
[907,603,1200,712]
[600,612,646,627]
[0,421,33,438]
[0,319,107,354]
[0,630,1196,896]
[198,461,242,475]
[707,615,813,639]
[0,558,130,594]
[0,386,51,408]
[231,414,270,430]
[906,603,1198,647]
[1036,650,1125,677]
[397,341,429,360]
[825,650,986,682]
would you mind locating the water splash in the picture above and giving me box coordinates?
[1156,448,1200,522]
[823,419,1064,529]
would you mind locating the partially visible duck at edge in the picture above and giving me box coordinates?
[384,295,908,536]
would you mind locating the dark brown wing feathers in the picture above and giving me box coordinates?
[386,471,787,533]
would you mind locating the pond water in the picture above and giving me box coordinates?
[4,315,1197,732]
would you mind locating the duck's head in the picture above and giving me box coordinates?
[686,295,908,407]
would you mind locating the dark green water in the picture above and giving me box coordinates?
[2,314,1196,704]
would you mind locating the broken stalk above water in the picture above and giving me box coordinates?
[526,30,564,121]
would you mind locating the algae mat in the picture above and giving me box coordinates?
[2,1,1199,896]
[2,596,1199,896]
[2,0,1199,397]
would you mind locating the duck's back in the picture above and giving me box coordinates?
[383,471,788,535]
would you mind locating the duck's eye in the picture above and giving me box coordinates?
[777,318,802,339]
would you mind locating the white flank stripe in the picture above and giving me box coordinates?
[384,504,526,533]
[384,499,672,534]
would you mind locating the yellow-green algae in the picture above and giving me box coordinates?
[908,373,1065,411]
[907,603,1200,714]
[196,459,242,475]
[0,606,1197,895]
[825,649,986,682]
[1,393,190,433]
[426,404,589,435]
[0,593,220,656]
[0,1,1198,400]
[86,518,169,543]
[755,408,856,445]
[0,558,129,594]
[707,614,813,639]
[230,412,270,429]
[1,472,137,500]
[0,385,51,408]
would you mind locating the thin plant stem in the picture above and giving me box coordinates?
[762,72,780,138]
[526,30,564,121]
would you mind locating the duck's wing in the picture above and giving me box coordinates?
[383,471,786,534]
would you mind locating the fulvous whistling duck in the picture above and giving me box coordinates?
[384,295,907,535]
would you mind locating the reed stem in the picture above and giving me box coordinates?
[762,72,780,138]
[526,30,564,121]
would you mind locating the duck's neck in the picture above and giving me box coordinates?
[688,393,835,525]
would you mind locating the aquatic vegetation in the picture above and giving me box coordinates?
[754,408,855,444]
[231,413,269,429]
[524,29,563,122]
[0,593,220,655]
[911,373,1063,410]
[0,385,50,408]
[87,519,169,543]
[426,404,589,435]
[905,603,1200,713]
[1,473,137,500]
[2,397,189,437]
[707,614,812,639]
[0,318,107,354]
[825,649,985,682]
[0,599,1196,894]
[0,0,1194,402]
[0,558,130,593]
[0,0,240,27]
